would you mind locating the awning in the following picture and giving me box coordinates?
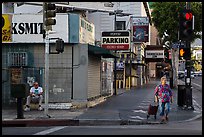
[133,62,147,66]
[88,44,119,58]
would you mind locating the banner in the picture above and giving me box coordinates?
[131,17,149,43]
[2,14,12,42]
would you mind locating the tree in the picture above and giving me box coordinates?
[150,2,202,88]
[151,2,202,43]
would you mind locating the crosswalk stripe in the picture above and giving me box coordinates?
[33,126,66,135]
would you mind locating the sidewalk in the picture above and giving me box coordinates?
[2,79,202,127]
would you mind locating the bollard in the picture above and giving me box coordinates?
[16,97,25,119]
[11,84,29,119]
[177,85,186,107]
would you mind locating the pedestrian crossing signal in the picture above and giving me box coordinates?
[180,49,185,56]
[179,48,190,60]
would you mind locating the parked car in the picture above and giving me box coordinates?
[198,71,202,76]
[194,71,202,77]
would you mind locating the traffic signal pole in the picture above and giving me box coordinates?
[44,28,50,117]
[185,41,193,110]
[43,2,50,118]
[184,2,194,110]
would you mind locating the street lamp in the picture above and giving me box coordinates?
[113,10,119,95]
[104,3,131,95]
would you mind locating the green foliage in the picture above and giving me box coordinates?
[151,2,202,43]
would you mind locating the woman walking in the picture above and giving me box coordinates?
[154,76,173,122]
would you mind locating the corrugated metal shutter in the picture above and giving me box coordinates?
[49,46,73,102]
[88,55,101,99]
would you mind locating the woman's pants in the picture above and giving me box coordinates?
[159,99,170,116]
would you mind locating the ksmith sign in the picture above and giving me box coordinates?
[101,31,130,50]
[5,14,69,43]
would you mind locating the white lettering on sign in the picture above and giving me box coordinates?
[12,23,43,35]
[145,50,164,58]
[10,14,69,43]
[101,31,130,50]
[102,37,129,44]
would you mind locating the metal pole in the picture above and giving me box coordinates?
[44,30,50,116]
[186,2,191,10]
[185,41,193,110]
[114,11,117,95]
[184,2,193,110]
[130,44,132,88]
[43,2,50,117]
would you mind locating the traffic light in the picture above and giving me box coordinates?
[179,9,193,41]
[179,47,191,60]
[56,39,64,53]
[44,3,56,30]
[164,49,172,63]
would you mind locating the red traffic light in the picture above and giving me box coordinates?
[185,12,193,20]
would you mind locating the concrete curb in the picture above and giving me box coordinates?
[2,119,79,127]
[2,118,163,127]
[78,119,121,126]
[3,112,202,127]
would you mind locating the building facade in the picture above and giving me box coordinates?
[2,2,153,108]
[2,4,117,108]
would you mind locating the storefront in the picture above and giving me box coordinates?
[2,13,118,108]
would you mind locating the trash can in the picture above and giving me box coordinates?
[177,85,186,107]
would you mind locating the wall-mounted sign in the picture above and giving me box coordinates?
[2,14,12,42]
[131,17,149,43]
[145,50,164,58]
[2,14,69,43]
[79,16,95,46]
[101,31,130,50]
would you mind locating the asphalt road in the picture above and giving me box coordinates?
[2,118,202,135]
[2,77,202,135]
[191,76,202,91]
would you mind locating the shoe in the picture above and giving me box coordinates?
[38,106,43,111]
[160,116,166,123]
[24,107,30,111]
[165,116,169,121]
